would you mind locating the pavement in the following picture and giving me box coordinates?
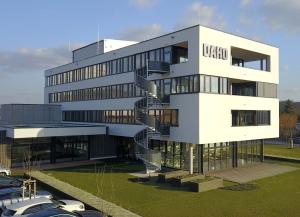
[208,163,298,183]
[26,171,141,217]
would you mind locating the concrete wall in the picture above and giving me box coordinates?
[198,26,279,144]
[72,39,138,62]
[5,125,107,139]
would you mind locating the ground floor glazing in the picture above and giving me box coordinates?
[150,139,263,173]
[0,133,115,168]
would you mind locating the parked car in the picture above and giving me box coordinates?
[0,187,52,207]
[27,208,103,217]
[1,197,85,216]
[0,168,11,177]
[0,177,23,190]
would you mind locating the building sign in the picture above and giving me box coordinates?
[203,43,228,60]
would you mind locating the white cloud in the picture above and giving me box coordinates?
[260,0,300,33]
[117,2,227,43]
[240,0,252,6]
[0,43,83,75]
[129,0,159,8]
[117,24,164,41]
[240,0,300,33]
[175,2,226,30]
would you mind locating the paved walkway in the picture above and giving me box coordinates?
[209,163,298,183]
[26,171,141,217]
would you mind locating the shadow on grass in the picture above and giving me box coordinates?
[45,159,145,174]
[128,176,191,192]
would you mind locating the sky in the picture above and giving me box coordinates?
[0,0,299,103]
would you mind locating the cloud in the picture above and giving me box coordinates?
[0,43,83,75]
[175,2,226,30]
[129,0,159,8]
[117,24,164,41]
[117,2,227,42]
[240,0,252,6]
[240,0,300,33]
[260,0,300,33]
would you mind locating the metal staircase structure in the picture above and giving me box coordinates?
[134,61,170,173]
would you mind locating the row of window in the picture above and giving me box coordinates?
[48,74,222,103]
[63,109,179,126]
[48,74,277,103]
[232,110,271,126]
[46,46,173,87]
[149,109,179,126]
[49,83,145,103]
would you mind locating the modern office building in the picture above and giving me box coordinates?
[0,25,279,173]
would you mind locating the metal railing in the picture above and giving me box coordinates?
[133,61,170,173]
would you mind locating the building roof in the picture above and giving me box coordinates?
[0,122,108,139]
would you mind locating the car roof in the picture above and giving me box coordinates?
[75,210,103,217]
[0,187,21,195]
[6,197,52,210]
[27,208,75,217]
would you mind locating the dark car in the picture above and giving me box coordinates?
[27,208,104,217]
[0,176,22,189]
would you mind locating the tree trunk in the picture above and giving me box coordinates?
[290,130,294,149]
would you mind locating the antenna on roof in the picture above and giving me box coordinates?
[97,24,100,55]
[68,40,71,52]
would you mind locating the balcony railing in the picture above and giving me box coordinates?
[148,61,170,74]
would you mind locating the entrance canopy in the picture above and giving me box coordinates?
[0,123,107,139]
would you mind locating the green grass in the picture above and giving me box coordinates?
[44,161,300,217]
[265,144,300,159]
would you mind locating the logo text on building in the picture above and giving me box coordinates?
[203,44,228,60]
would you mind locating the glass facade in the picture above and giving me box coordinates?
[150,140,190,170]
[236,140,262,167]
[203,143,233,173]
[63,109,178,126]
[150,139,263,173]
[232,110,271,126]
[10,136,89,167]
[46,44,190,87]
[49,74,277,103]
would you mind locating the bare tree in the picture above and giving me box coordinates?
[94,163,115,217]
[280,112,297,148]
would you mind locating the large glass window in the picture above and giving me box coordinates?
[181,77,189,93]
[205,76,210,93]
[164,79,171,95]
[232,110,270,126]
[200,75,205,92]
[211,76,219,93]
[164,47,172,64]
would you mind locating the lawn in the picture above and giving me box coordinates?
[44,160,300,217]
[264,144,300,159]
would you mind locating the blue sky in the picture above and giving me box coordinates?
[0,0,299,103]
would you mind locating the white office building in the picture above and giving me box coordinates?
[0,25,279,173]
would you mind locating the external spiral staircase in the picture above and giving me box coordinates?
[134,61,170,174]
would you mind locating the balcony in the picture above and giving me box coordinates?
[231,47,270,72]
[148,61,170,74]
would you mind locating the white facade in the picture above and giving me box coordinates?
[44,25,279,146]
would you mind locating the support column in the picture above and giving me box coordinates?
[189,145,193,175]
[260,140,264,162]
[200,144,204,174]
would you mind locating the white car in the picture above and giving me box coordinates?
[0,168,11,177]
[1,197,85,217]
[0,187,52,207]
